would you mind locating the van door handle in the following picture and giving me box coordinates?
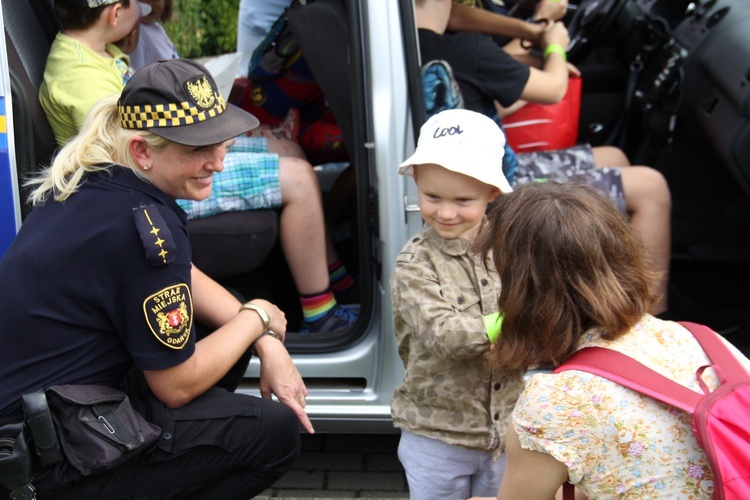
[404,194,420,212]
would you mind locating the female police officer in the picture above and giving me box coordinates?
[0,59,313,498]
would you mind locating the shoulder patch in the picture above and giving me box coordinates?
[143,283,193,350]
[133,205,177,266]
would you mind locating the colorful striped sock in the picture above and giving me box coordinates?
[328,259,355,292]
[300,289,337,323]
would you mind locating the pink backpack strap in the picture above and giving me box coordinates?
[678,321,750,383]
[562,482,574,500]
[554,322,750,413]
[554,346,701,412]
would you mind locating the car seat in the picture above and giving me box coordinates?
[2,0,278,280]
[3,0,59,219]
[421,59,465,120]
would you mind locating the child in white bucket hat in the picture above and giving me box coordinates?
[390,109,521,499]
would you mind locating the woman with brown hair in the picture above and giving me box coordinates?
[472,181,749,499]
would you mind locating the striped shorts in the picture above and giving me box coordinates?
[514,144,627,213]
[177,136,282,219]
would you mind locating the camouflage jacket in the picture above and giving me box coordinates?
[390,222,524,457]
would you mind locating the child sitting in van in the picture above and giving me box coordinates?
[390,108,522,499]
[39,0,139,146]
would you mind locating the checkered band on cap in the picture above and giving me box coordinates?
[119,94,228,131]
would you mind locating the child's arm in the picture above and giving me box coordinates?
[447,2,545,46]
[392,259,494,360]
[494,423,569,500]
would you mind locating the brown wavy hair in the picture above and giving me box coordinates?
[476,182,661,377]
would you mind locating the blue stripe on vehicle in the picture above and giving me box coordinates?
[0,96,19,258]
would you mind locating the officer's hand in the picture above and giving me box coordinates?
[255,339,315,434]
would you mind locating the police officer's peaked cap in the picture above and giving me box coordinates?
[118,58,259,147]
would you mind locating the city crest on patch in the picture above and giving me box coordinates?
[185,76,216,110]
[143,283,193,349]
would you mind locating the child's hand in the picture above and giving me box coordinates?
[541,22,571,51]
[536,0,568,22]
[567,62,581,78]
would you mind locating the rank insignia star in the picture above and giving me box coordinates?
[133,205,177,266]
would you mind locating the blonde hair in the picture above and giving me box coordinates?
[27,95,169,205]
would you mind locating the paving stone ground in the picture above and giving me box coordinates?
[256,433,410,499]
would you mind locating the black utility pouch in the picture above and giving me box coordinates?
[0,422,35,499]
[45,385,161,476]
[21,390,62,467]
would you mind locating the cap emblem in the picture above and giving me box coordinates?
[186,76,216,110]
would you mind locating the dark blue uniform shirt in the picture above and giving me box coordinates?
[0,167,196,416]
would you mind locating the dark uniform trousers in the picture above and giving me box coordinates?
[7,346,302,499]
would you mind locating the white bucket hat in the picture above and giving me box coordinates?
[398,109,512,193]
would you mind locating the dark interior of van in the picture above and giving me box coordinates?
[566,0,750,354]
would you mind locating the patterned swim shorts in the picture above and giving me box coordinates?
[177,136,282,219]
[514,144,627,213]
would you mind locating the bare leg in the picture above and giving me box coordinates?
[267,137,307,160]
[277,157,330,295]
[619,167,672,314]
[591,145,630,167]
[269,138,349,269]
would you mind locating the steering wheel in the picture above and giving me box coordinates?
[566,0,631,62]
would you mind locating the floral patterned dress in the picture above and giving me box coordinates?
[513,315,750,499]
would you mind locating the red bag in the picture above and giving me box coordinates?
[555,322,750,500]
[501,76,582,153]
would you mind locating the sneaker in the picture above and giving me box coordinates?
[300,305,360,334]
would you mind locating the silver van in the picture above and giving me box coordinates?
[2,0,750,433]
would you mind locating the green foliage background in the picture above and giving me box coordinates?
[164,0,240,58]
